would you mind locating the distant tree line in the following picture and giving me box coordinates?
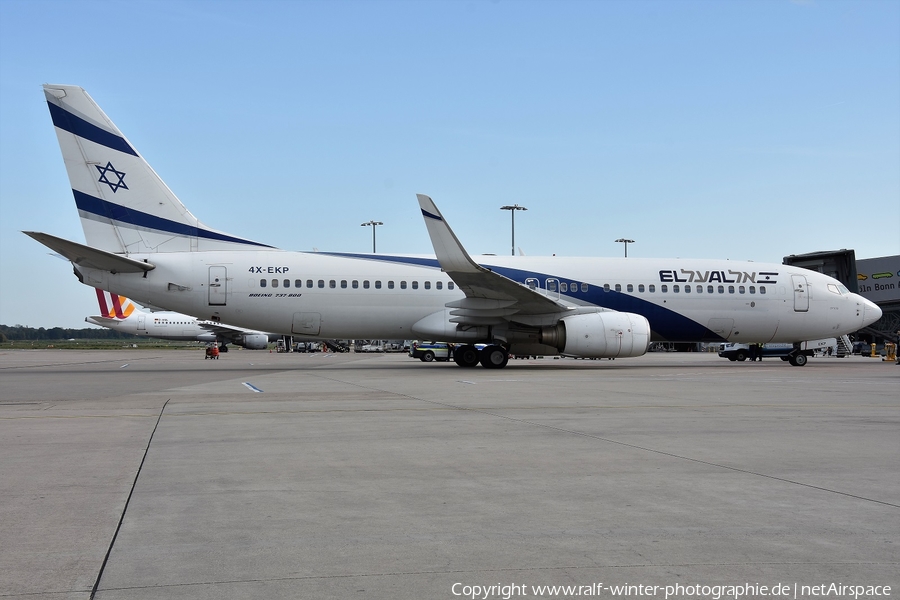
[0,324,138,341]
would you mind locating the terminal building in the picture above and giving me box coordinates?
[783,250,899,347]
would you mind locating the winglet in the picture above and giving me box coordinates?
[416,194,484,275]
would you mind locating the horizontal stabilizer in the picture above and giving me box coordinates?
[23,231,155,273]
[85,316,119,326]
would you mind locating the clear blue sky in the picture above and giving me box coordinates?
[1,0,898,329]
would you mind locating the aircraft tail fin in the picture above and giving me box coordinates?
[43,84,273,254]
[94,288,135,320]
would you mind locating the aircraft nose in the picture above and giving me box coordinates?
[861,296,882,328]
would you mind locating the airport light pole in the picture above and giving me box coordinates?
[361,220,383,253]
[500,204,527,256]
[615,238,635,257]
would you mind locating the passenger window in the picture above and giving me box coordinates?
[739,286,745,294]
[749,286,755,294]
[673,285,680,293]
[638,284,645,292]
[615,284,622,292]
[661,285,667,293]
[718,285,724,294]
[375,280,382,289]
[307,280,313,288]
[400,281,407,289]
[448,282,455,290]
[341,280,347,288]
[412,281,418,290]
[760,286,766,295]
[388,281,395,289]
[284,279,290,288]
[560,282,568,292]
[260,279,267,288]
[318,280,325,288]
[649,284,655,293]
[684,285,690,293]
[581,282,588,293]
[627,284,633,292]
[603,284,610,292]
[272,279,279,288]
[547,280,558,292]
[363,280,370,289]
[424,281,430,290]
[352,280,359,289]
[329,280,336,288]
[436,281,442,290]
[728,285,735,294]
[295,279,302,288]
[707,285,713,294]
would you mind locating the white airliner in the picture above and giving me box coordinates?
[25,84,882,368]
[86,289,270,349]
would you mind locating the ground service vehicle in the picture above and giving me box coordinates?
[718,338,835,366]
[409,341,452,362]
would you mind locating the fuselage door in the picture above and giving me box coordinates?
[137,315,146,331]
[707,318,734,340]
[545,278,560,300]
[791,274,809,312]
[209,266,227,306]
[292,312,321,335]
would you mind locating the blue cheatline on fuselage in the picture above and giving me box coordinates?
[319,252,723,342]
[73,190,274,249]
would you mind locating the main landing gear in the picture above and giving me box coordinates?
[453,344,510,369]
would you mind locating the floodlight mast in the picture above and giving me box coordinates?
[361,220,383,253]
[615,238,635,257]
[500,204,527,256]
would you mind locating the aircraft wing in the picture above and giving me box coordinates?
[416,194,569,321]
[197,322,261,339]
[23,231,155,273]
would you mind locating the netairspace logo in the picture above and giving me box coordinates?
[450,582,893,599]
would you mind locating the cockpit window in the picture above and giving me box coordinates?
[827,283,851,295]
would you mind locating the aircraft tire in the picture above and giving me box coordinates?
[479,345,509,369]
[454,345,480,368]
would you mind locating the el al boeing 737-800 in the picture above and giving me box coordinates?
[25,84,881,368]
[86,289,270,349]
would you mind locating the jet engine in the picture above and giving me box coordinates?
[236,333,269,350]
[541,312,651,358]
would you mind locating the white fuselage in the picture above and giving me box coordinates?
[75,250,879,345]
[86,311,219,342]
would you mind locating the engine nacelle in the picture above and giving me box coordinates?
[542,312,651,358]
[237,333,269,350]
